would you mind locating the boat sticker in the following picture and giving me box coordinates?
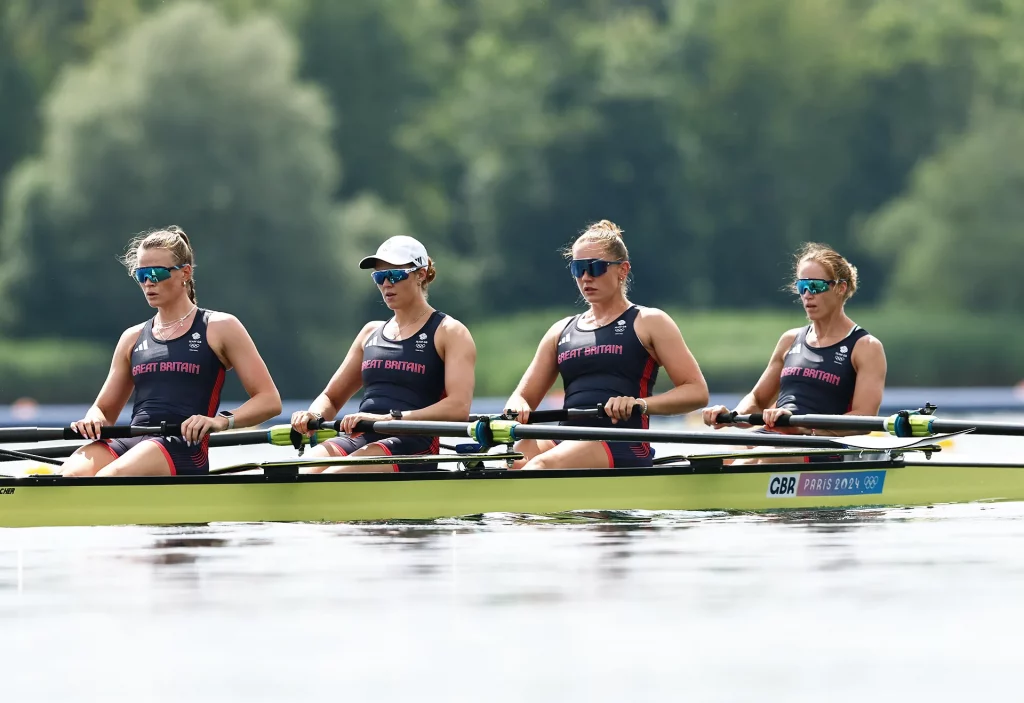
[767,471,885,498]
[0,488,14,495]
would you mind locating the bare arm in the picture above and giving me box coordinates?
[401,318,476,422]
[637,308,709,415]
[733,329,802,414]
[92,326,143,419]
[505,318,568,417]
[70,325,142,439]
[308,322,382,420]
[208,314,283,429]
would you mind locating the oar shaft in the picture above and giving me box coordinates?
[0,424,183,444]
[723,413,887,432]
[721,411,1024,437]
[0,447,64,465]
[348,419,841,448]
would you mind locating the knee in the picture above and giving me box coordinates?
[522,455,554,471]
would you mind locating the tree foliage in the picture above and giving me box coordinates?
[0,2,339,383]
[2,0,1024,395]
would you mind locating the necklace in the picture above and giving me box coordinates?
[153,305,196,339]
[390,309,430,340]
[584,302,631,328]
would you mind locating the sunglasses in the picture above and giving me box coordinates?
[133,265,185,284]
[371,267,421,285]
[796,278,844,295]
[570,259,626,278]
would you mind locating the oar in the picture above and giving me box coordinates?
[0,423,186,444]
[210,451,522,475]
[0,424,340,458]
[308,406,604,434]
[0,447,64,466]
[314,417,959,451]
[716,408,1024,437]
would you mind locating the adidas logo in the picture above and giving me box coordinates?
[133,340,149,353]
[788,343,802,355]
[559,334,571,345]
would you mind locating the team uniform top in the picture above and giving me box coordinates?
[776,325,869,415]
[555,305,659,467]
[104,309,226,475]
[358,311,448,413]
[325,311,448,470]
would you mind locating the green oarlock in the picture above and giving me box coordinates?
[478,420,518,446]
[884,413,935,437]
[267,424,338,447]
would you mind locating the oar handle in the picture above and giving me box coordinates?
[716,411,773,426]
[485,405,607,423]
[0,423,183,444]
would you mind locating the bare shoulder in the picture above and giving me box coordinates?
[634,305,676,327]
[119,321,147,342]
[205,310,244,330]
[853,333,886,356]
[439,314,471,335]
[544,315,575,340]
[116,322,147,350]
[356,320,386,344]
[778,327,803,347]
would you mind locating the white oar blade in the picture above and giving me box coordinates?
[829,429,971,451]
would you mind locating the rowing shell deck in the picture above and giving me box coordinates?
[2,457,1023,528]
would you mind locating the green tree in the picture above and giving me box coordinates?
[860,109,1024,312]
[0,2,340,389]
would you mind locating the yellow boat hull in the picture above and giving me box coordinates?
[2,458,1024,528]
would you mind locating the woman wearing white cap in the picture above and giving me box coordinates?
[290,236,477,472]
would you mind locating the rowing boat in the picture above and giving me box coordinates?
[1,454,1023,528]
[1,409,1022,528]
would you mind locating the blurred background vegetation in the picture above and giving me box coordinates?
[0,0,1022,402]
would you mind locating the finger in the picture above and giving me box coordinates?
[519,409,531,424]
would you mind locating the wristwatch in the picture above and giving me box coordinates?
[390,409,404,420]
[217,410,235,430]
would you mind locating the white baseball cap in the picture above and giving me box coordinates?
[358,236,429,269]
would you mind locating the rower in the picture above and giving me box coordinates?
[701,242,887,463]
[504,220,708,469]
[289,236,476,472]
[62,227,282,477]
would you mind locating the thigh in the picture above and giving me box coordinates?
[61,441,119,477]
[522,440,614,470]
[510,439,557,470]
[322,442,395,473]
[372,435,440,472]
[606,442,654,469]
[95,439,176,477]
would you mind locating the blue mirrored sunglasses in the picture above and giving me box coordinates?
[371,267,421,285]
[570,258,626,278]
[796,278,842,295]
[133,265,185,284]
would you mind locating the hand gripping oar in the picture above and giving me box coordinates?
[717,404,1017,437]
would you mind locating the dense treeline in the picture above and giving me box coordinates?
[1,0,1023,399]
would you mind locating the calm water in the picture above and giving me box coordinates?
[2,417,1024,701]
